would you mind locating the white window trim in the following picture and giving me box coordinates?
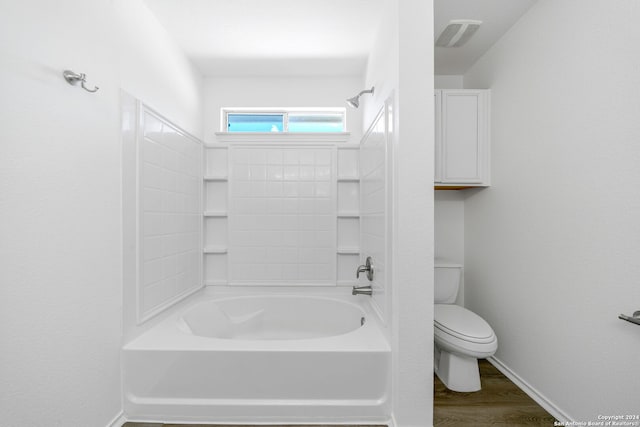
[213,131,352,144]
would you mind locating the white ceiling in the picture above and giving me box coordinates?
[143,0,384,77]
[144,0,537,77]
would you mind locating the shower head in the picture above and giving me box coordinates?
[346,96,360,109]
[346,87,375,108]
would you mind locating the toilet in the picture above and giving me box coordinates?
[434,264,497,392]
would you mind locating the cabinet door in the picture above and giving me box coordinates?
[441,90,488,184]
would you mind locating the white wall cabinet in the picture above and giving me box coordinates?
[434,89,490,187]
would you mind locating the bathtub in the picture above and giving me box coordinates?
[123,289,391,424]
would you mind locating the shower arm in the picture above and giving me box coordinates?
[356,88,374,97]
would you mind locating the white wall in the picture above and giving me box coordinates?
[463,0,640,420]
[434,191,465,305]
[434,192,464,263]
[0,1,203,425]
[203,76,364,143]
[365,0,434,425]
[435,75,463,89]
[115,0,204,137]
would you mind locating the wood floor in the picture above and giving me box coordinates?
[124,360,555,427]
[434,359,557,426]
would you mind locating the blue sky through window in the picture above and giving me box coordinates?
[227,114,284,132]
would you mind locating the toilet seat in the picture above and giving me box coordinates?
[434,304,497,359]
[435,304,495,343]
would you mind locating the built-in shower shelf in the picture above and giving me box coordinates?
[203,211,228,217]
[337,176,360,182]
[337,247,360,255]
[204,175,228,182]
[203,246,228,254]
[337,212,360,218]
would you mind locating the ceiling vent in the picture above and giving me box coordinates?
[435,19,482,48]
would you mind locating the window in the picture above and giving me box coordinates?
[223,108,345,133]
[227,113,284,132]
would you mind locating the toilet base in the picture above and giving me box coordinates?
[434,348,482,392]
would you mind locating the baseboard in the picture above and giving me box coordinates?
[487,356,573,423]
[106,411,126,427]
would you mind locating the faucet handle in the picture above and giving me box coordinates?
[356,256,374,281]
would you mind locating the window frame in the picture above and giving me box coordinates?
[221,107,347,133]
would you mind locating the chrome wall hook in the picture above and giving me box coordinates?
[63,70,99,93]
[619,310,640,326]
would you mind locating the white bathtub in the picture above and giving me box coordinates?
[123,289,391,424]
[179,295,366,340]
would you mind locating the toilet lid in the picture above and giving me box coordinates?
[434,304,496,344]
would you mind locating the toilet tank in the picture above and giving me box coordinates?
[434,264,462,304]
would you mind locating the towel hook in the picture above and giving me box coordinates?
[618,310,640,326]
[63,70,99,93]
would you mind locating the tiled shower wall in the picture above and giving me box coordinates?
[228,146,336,285]
[360,106,391,323]
[204,141,360,287]
[138,107,202,321]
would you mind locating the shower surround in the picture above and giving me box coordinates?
[203,136,363,288]
[122,96,393,424]
[122,94,203,329]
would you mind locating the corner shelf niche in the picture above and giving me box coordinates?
[337,247,360,255]
[203,211,228,217]
[203,145,229,286]
[336,146,361,285]
[203,246,227,254]
[204,175,228,182]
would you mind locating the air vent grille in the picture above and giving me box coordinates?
[436,19,482,48]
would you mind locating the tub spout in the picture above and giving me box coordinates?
[352,285,373,296]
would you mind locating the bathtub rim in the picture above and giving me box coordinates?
[124,287,390,352]
[180,293,367,341]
